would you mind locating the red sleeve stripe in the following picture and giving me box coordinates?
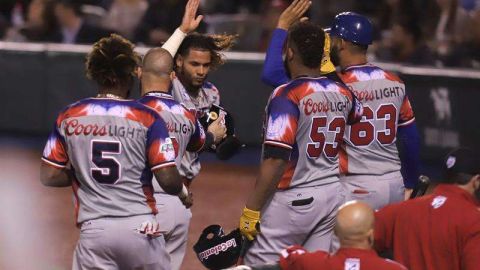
[398,117,415,127]
[41,157,67,169]
[264,140,293,150]
[150,161,176,172]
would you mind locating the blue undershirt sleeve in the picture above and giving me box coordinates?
[261,28,290,88]
[398,122,421,189]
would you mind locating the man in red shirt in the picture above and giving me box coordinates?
[229,201,406,270]
[375,148,480,270]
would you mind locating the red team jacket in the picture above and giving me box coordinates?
[375,184,480,270]
[279,245,406,270]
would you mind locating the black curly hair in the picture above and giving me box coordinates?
[175,33,236,70]
[85,34,140,88]
[288,22,325,69]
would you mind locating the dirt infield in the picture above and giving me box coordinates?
[0,145,257,269]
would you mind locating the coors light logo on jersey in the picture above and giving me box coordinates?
[64,119,146,139]
[352,86,403,102]
[303,98,349,115]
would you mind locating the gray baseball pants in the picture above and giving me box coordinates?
[340,170,405,210]
[72,214,169,270]
[244,181,344,266]
[155,193,192,270]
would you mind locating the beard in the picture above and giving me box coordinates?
[330,45,341,67]
[475,186,480,203]
[177,66,204,92]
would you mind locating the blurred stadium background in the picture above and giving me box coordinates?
[0,0,479,269]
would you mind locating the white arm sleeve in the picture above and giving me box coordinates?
[161,28,188,57]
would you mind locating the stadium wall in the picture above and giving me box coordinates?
[1,42,479,162]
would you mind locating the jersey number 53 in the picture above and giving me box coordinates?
[307,116,346,159]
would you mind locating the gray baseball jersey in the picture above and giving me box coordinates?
[263,76,363,189]
[138,91,206,192]
[41,98,177,224]
[338,64,416,175]
[171,77,220,179]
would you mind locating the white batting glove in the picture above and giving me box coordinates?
[138,220,163,238]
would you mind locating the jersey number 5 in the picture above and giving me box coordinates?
[91,140,121,184]
[307,116,346,159]
[349,103,397,146]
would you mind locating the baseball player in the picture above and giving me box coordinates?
[40,34,188,269]
[230,201,407,270]
[262,8,421,210]
[138,48,226,270]
[239,22,363,265]
[328,12,420,209]
[137,1,225,269]
[375,148,480,270]
[170,32,236,184]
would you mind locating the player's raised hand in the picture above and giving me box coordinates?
[277,0,312,30]
[179,0,204,33]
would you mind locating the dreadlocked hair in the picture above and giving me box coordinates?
[85,34,140,88]
[176,33,237,70]
[288,22,325,69]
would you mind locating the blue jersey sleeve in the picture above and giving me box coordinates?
[398,122,421,189]
[261,28,290,88]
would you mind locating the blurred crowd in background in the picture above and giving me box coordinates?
[0,0,479,69]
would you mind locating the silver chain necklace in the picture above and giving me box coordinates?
[96,93,124,99]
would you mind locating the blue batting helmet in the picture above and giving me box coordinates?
[329,12,373,45]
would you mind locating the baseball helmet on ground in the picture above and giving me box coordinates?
[193,224,243,269]
[329,12,373,45]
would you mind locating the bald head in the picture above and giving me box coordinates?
[142,47,173,76]
[140,48,174,94]
[334,201,375,248]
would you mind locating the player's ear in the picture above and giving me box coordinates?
[136,66,142,79]
[176,55,184,69]
[169,71,176,80]
[472,174,480,189]
[286,47,294,61]
[367,228,374,247]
